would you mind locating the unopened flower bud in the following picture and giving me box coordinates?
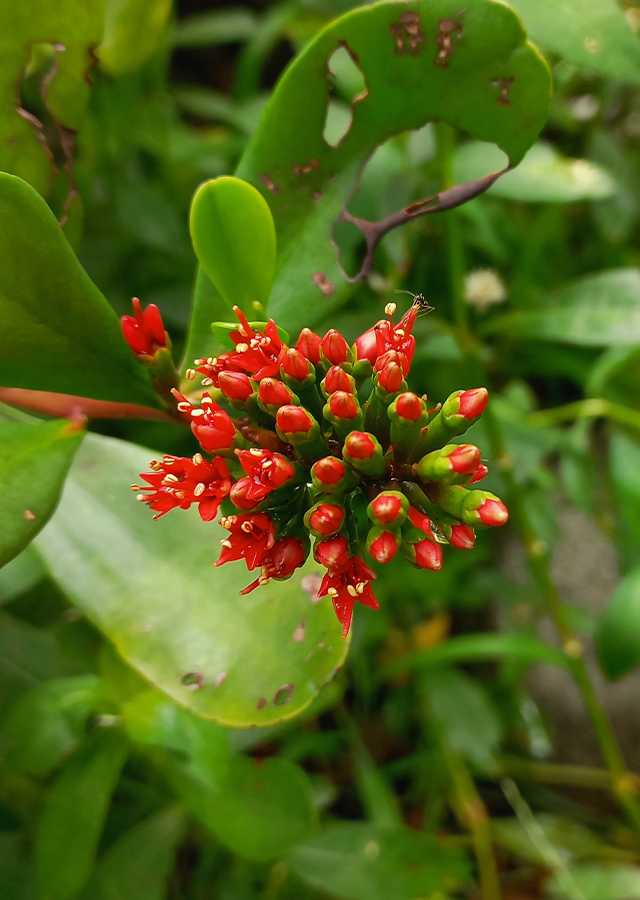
[446,523,476,550]
[311,456,360,494]
[367,490,409,527]
[388,391,429,452]
[367,527,401,564]
[414,538,443,571]
[394,391,426,422]
[322,365,355,396]
[258,377,297,414]
[416,388,489,455]
[296,328,322,365]
[305,501,345,537]
[324,391,363,439]
[414,444,482,484]
[314,534,350,569]
[121,298,168,357]
[321,329,350,367]
[426,483,509,529]
[354,324,382,365]
[281,348,316,389]
[275,405,317,441]
[476,497,509,527]
[219,370,254,404]
[468,463,489,485]
[230,477,262,510]
[343,431,387,478]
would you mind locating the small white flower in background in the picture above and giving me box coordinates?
[464,268,507,313]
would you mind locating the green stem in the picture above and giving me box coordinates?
[527,398,640,435]
[500,755,640,793]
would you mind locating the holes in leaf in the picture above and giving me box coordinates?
[322,43,368,148]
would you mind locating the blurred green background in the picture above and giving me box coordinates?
[3,0,640,898]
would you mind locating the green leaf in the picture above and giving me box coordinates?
[182,0,550,342]
[381,633,569,677]
[486,269,640,347]
[0,174,161,407]
[506,0,640,86]
[35,730,128,900]
[35,433,349,727]
[180,269,231,376]
[597,564,640,680]
[2,675,104,776]
[171,755,317,861]
[610,431,640,550]
[454,141,617,202]
[288,823,471,900]
[421,668,502,768]
[0,0,103,196]
[0,417,85,568]
[189,176,277,316]
[79,808,184,900]
[545,864,640,900]
[100,0,173,77]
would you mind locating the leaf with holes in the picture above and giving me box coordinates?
[0,174,161,408]
[189,176,277,317]
[0,415,85,569]
[35,433,349,727]
[0,0,103,198]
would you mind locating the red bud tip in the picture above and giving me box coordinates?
[282,348,312,382]
[328,391,359,420]
[121,298,168,356]
[415,538,443,571]
[309,503,345,535]
[259,377,294,407]
[407,506,434,537]
[296,328,322,365]
[344,431,377,460]
[321,329,350,365]
[477,498,509,526]
[459,387,488,420]
[314,534,350,569]
[370,493,404,524]
[369,531,400,564]
[449,524,476,550]
[324,365,354,394]
[229,477,262,510]
[394,392,424,421]
[354,325,382,364]
[377,362,404,394]
[448,444,482,475]
[313,456,347,485]
[469,464,489,485]
[218,370,254,402]
[276,404,315,435]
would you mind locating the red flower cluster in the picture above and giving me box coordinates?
[126,298,509,636]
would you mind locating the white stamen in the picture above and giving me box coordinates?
[193,483,205,497]
[385,301,397,316]
[235,343,249,353]
[347,585,358,597]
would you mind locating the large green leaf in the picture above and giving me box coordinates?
[35,730,128,900]
[545,864,640,900]
[454,140,617,202]
[99,0,173,77]
[486,269,640,347]
[0,0,103,196]
[189,0,551,340]
[35,433,349,727]
[507,0,640,87]
[597,564,640,681]
[0,173,161,407]
[0,416,85,568]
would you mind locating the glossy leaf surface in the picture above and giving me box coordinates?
[35,434,349,727]
[0,0,103,196]
[486,269,640,346]
[190,0,551,340]
[454,141,617,202]
[189,176,277,316]
[0,415,85,568]
[0,174,161,407]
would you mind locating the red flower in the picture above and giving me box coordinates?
[240,536,307,594]
[318,557,379,637]
[314,534,350,570]
[190,393,236,453]
[467,463,489,485]
[407,506,435,539]
[234,448,295,503]
[214,513,275,569]
[355,304,417,373]
[136,454,230,521]
[196,307,287,385]
[121,298,167,357]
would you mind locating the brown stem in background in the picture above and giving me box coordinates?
[0,388,178,424]
[340,167,509,281]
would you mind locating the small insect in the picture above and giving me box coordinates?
[394,289,434,316]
